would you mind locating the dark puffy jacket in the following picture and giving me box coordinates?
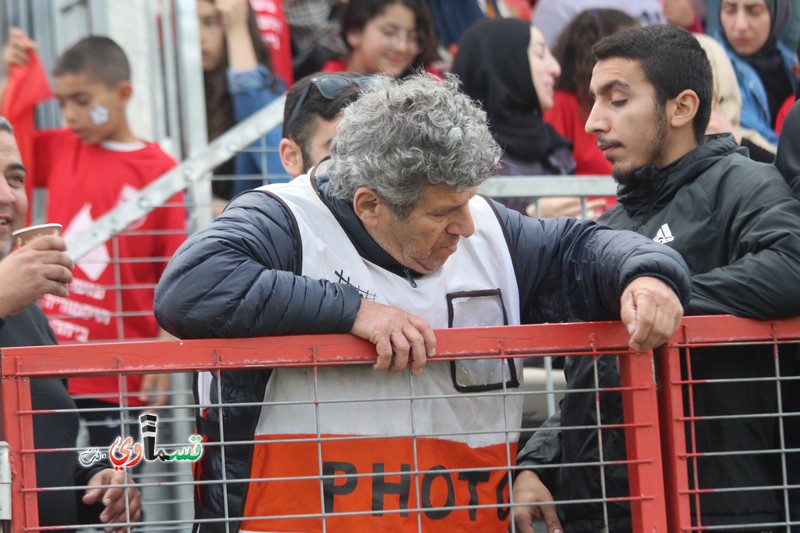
[776,99,800,197]
[154,173,691,527]
[774,98,800,523]
[517,134,800,531]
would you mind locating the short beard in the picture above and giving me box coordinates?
[612,164,635,185]
[300,143,314,174]
[612,102,669,185]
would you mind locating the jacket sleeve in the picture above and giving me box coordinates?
[496,202,692,324]
[689,165,800,319]
[154,190,362,339]
[775,100,800,198]
[516,409,562,488]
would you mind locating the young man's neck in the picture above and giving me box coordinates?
[658,130,701,168]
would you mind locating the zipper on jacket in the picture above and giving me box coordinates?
[403,268,418,288]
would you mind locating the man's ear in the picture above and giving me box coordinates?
[279,138,305,178]
[353,187,380,228]
[669,89,700,129]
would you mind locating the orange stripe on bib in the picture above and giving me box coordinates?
[241,435,516,532]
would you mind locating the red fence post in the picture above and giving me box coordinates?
[618,349,668,532]
[1,353,39,531]
[655,343,692,532]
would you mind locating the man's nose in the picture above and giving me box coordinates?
[450,209,475,238]
[584,102,606,135]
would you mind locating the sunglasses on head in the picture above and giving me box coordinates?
[285,74,374,134]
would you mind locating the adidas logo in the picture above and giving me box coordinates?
[653,223,675,244]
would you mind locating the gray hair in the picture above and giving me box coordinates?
[327,73,501,217]
[0,117,13,134]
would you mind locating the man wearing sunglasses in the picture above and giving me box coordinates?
[279,72,369,177]
[154,74,691,532]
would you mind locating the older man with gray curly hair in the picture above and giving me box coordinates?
[154,74,691,531]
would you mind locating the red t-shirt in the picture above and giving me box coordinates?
[544,90,616,212]
[320,58,443,78]
[31,130,186,405]
[0,50,52,222]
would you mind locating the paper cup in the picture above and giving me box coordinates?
[12,223,63,248]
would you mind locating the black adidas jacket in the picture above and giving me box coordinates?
[517,134,800,531]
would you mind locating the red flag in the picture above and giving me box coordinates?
[249,0,294,86]
[1,49,52,221]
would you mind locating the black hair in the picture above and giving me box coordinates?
[593,24,713,143]
[52,35,130,86]
[282,74,363,166]
[554,8,639,113]
[198,0,276,199]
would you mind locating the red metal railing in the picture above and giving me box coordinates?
[4,315,798,531]
[657,315,800,532]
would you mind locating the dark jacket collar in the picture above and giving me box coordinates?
[617,134,743,218]
[310,170,424,283]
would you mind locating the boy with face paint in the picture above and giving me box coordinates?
[0,33,186,455]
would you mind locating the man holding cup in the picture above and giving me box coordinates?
[0,122,71,308]
[0,116,141,529]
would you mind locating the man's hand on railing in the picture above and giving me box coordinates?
[351,299,436,376]
[138,373,171,413]
[620,276,684,351]
[511,469,563,533]
[82,468,142,532]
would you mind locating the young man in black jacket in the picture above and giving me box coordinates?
[513,24,800,533]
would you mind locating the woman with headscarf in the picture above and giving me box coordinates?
[715,0,796,147]
[451,18,576,216]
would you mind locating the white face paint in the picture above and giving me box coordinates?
[90,104,109,126]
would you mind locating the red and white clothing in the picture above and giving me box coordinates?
[320,57,443,78]
[30,130,186,406]
[249,0,293,86]
[206,175,522,532]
